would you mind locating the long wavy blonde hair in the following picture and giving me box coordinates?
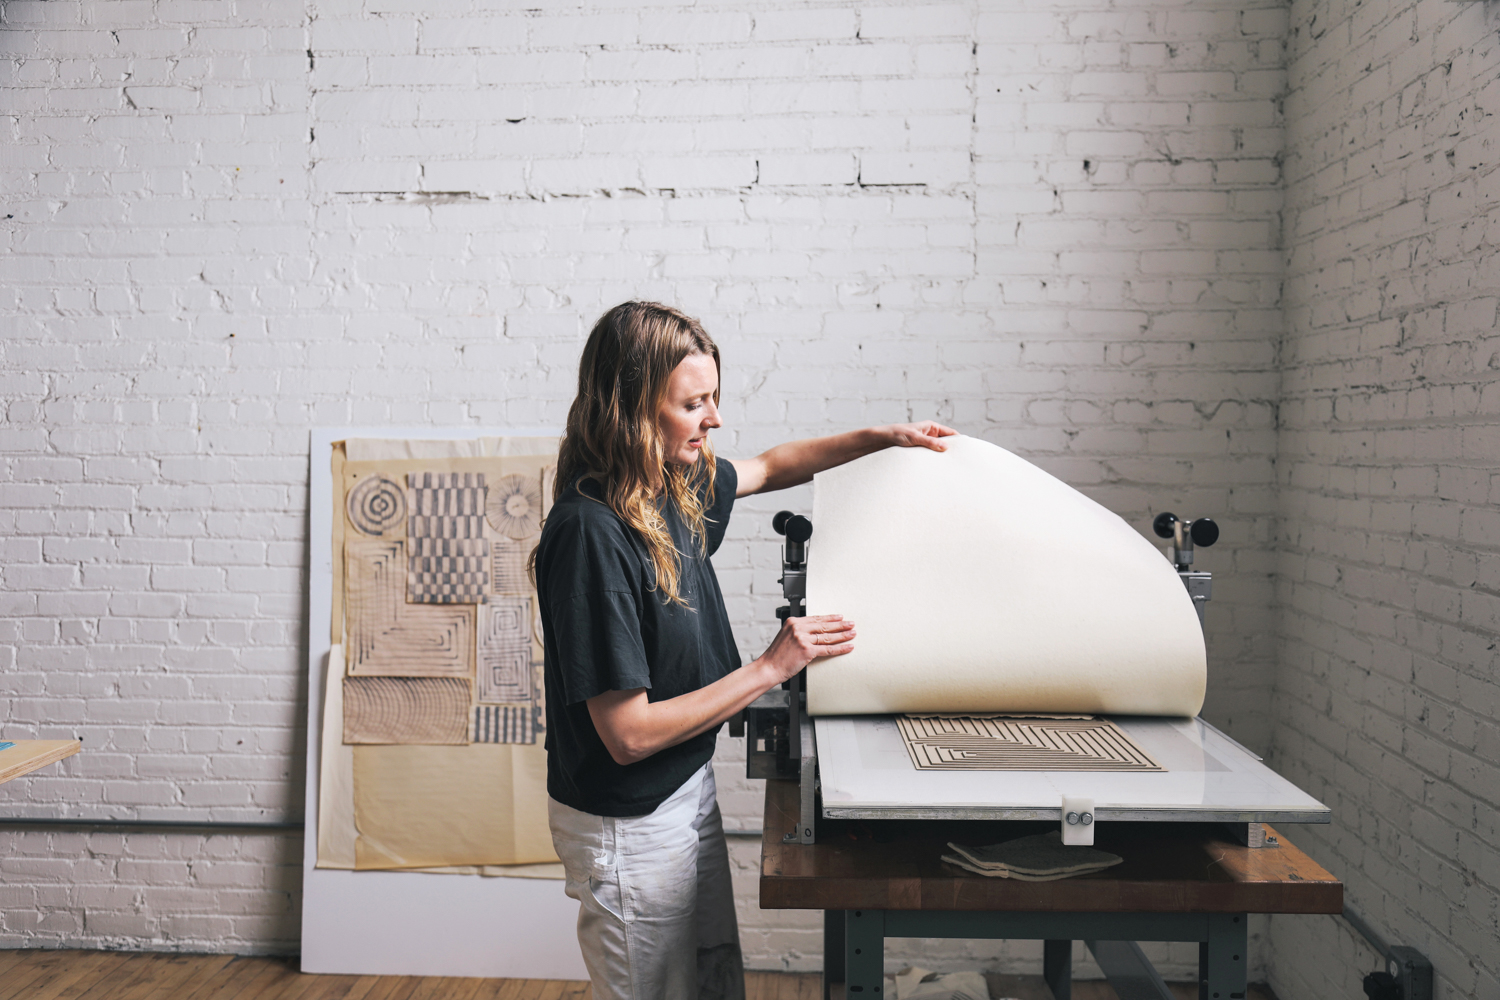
[547,301,721,607]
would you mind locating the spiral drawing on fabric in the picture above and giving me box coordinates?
[486,473,543,539]
[346,474,407,537]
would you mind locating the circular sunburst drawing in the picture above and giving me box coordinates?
[346,474,407,537]
[486,474,543,539]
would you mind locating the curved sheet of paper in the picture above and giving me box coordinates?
[804,436,1206,717]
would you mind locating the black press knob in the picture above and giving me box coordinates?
[1361,972,1400,1000]
[1190,517,1219,547]
[774,511,813,543]
[1153,512,1179,539]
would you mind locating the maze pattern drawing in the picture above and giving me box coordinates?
[477,597,534,704]
[345,537,474,676]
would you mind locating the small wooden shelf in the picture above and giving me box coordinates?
[0,740,82,786]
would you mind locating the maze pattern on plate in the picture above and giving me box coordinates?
[897,716,1164,771]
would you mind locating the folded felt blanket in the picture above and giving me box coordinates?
[942,830,1122,880]
[886,966,992,1000]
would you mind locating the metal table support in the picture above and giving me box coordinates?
[831,909,1247,1000]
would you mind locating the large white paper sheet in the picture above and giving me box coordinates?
[804,436,1206,717]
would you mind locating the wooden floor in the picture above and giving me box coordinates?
[0,950,1277,1000]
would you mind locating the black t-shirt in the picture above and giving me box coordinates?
[537,457,741,817]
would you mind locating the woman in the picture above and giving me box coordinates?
[535,301,954,1000]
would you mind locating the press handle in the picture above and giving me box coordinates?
[1153,512,1218,547]
[773,510,813,543]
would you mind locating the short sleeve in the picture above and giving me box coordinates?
[549,589,653,705]
[539,513,654,705]
[702,456,737,555]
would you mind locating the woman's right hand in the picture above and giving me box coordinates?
[758,614,855,684]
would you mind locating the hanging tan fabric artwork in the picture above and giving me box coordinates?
[318,438,563,875]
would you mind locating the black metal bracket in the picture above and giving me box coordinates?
[1343,907,1433,1000]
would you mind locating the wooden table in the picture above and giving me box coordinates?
[0,740,82,786]
[759,778,1342,999]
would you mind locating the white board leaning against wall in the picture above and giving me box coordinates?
[303,428,586,978]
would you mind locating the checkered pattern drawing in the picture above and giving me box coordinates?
[406,472,489,604]
[477,597,534,703]
[472,705,537,744]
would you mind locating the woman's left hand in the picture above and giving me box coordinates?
[876,421,959,452]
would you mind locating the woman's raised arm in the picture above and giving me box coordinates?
[730,421,957,497]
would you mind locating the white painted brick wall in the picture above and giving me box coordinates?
[1266,0,1500,998]
[5,0,1283,978]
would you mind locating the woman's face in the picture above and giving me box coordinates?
[657,352,721,466]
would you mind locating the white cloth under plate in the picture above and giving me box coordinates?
[804,436,1205,717]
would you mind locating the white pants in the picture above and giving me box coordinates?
[548,763,745,1000]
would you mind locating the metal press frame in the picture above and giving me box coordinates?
[744,507,1315,999]
[826,909,1249,1000]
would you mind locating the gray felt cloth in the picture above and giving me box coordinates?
[886,966,992,1000]
[942,830,1122,881]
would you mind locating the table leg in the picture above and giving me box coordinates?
[1198,914,1247,1000]
[824,910,846,1000]
[1043,939,1072,1000]
[844,909,885,997]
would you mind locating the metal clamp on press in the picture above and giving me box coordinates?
[729,512,807,741]
[741,511,819,844]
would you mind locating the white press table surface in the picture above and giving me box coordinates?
[815,716,1330,824]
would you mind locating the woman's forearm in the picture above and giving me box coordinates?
[587,658,782,765]
[755,429,885,492]
[586,613,857,766]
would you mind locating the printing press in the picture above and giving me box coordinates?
[736,478,1341,1000]
[738,509,1330,849]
